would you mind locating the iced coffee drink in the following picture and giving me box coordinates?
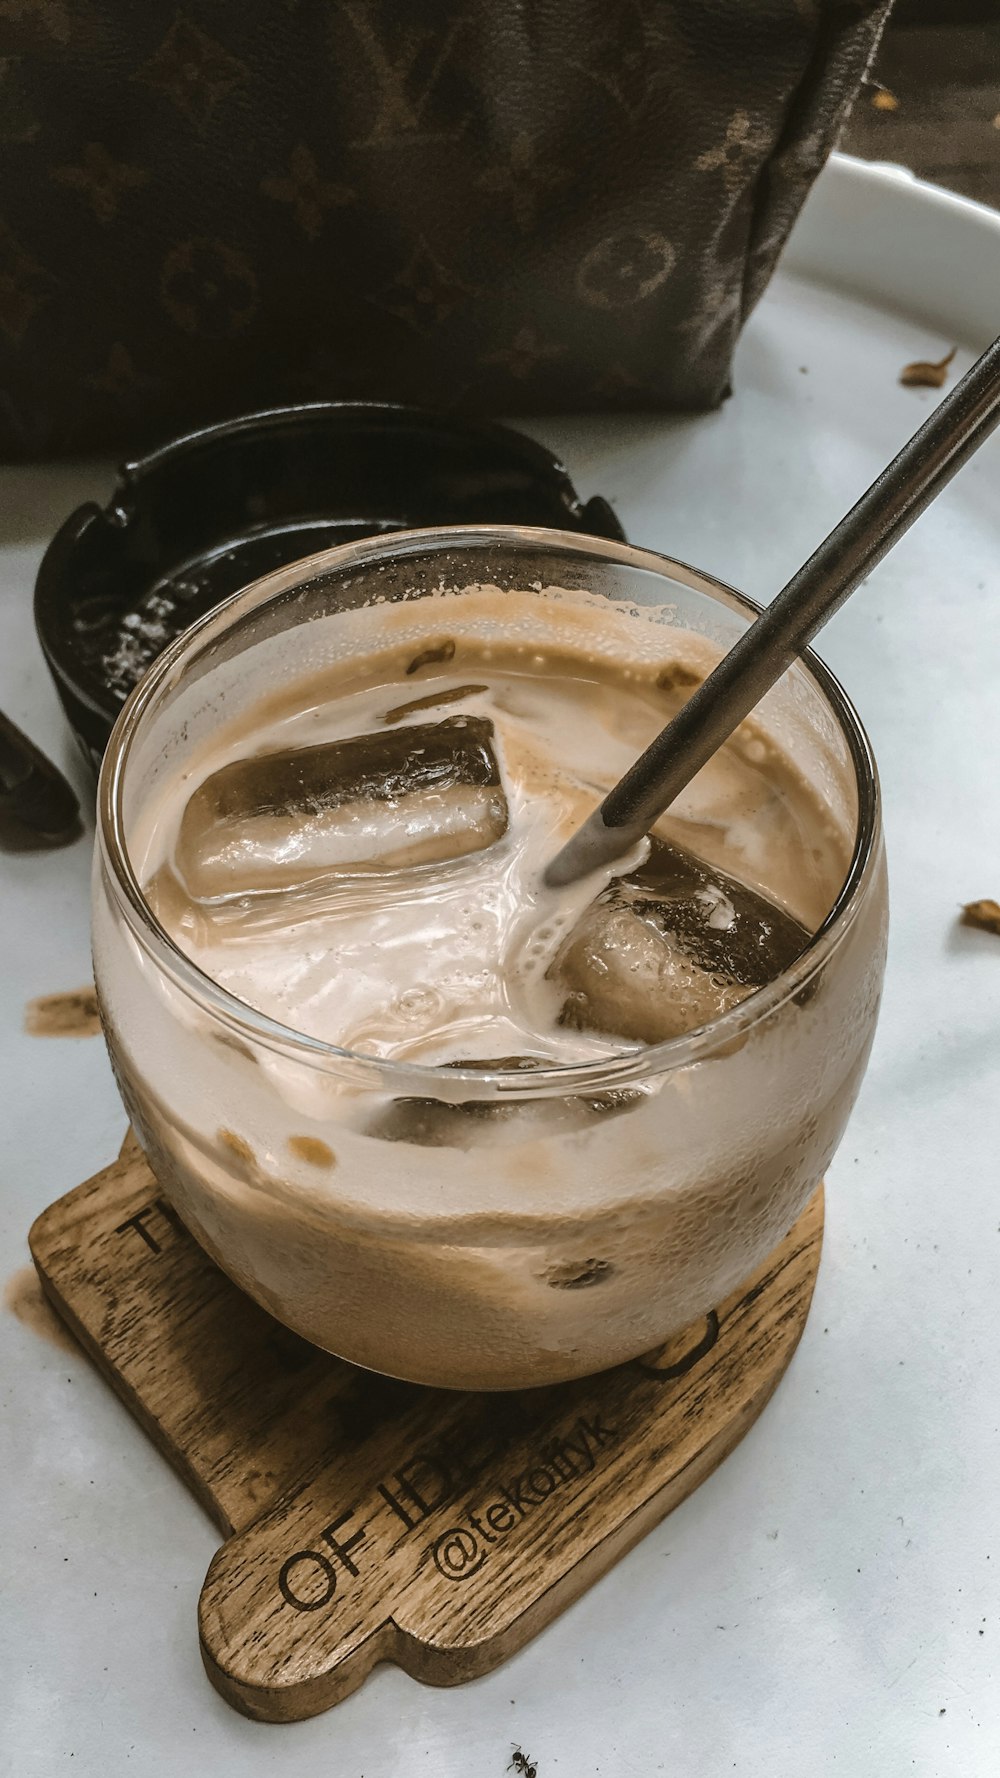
[93,530,887,1389]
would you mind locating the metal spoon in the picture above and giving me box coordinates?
[545,335,1000,889]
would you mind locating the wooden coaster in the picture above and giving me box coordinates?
[30,1137,823,1722]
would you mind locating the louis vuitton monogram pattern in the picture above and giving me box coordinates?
[260,144,355,241]
[51,141,148,224]
[136,15,249,130]
[0,0,889,458]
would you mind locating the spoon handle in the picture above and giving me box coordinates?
[546,335,1000,888]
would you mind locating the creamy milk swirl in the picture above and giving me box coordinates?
[136,637,850,1065]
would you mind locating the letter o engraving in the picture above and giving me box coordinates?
[278,1548,338,1612]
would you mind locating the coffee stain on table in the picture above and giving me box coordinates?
[24,986,102,1037]
[4,1266,80,1354]
[899,346,956,389]
[962,898,1000,936]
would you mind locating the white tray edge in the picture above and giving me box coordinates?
[780,151,1000,346]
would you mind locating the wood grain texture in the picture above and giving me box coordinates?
[30,1140,823,1721]
[29,1142,379,1535]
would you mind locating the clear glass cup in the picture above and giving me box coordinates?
[92,527,888,1390]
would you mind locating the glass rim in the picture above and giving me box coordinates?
[97,523,882,1096]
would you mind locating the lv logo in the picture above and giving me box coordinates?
[343,2,470,147]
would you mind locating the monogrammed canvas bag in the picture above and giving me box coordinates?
[0,0,890,456]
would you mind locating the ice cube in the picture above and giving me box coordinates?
[370,1057,642,1147]
[176,715,508,900]
[550,839,810,1045]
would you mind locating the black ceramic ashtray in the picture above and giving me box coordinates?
[35,402,625,770]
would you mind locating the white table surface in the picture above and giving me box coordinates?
[3,158,1000,1776]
